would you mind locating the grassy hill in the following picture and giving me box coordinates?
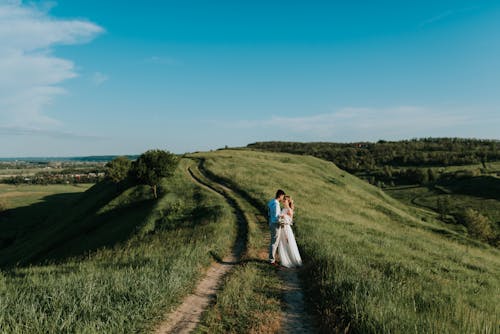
[247,140,500,247]
[0,160,235,333]
[1,150,499,333]
[192,149,500,333]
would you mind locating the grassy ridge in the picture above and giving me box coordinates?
[0,159,236,333]
[195,149,500,333]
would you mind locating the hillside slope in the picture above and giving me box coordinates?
[193,149,500,333]
[0,180,144,266]
[0,159,236,333]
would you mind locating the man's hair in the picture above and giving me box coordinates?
[275,189,285,198]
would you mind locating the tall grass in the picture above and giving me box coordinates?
[0,159,236,333]
[194,149,500,333]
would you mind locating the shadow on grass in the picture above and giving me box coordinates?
[0,192,83,237]
[0,182,156,269]
[0,191,83,258]
[438,175,500,200]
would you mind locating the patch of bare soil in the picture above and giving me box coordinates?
[278,267,315,333]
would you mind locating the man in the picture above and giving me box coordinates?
[268,189,285,266]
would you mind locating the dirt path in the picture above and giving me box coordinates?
[153,167,247,334]
[154,163,315,333]
[278,268,315,333]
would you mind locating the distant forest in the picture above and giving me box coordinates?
[247,138,500,173]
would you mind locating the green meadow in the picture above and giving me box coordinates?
[0,183,92,209]
[194,149,500,333]
[1,151,499,333]
[0,160,235,333]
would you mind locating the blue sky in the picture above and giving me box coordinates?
[1,0,499,156]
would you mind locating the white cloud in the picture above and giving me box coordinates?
[214,106,482,141]
[145,56,181,65]
[0,125,106,139]
[0,0,103,128]
[91,71,108,86]
[419,10,454,27]
[419,7,479,27]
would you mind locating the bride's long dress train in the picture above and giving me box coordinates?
[278,223,302,268]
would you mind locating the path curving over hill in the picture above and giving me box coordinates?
[153,166,247,334]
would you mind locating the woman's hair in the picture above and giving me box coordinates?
[284,195,294,210]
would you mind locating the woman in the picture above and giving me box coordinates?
[277,195,302,268]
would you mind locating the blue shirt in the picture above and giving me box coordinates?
[267,199,280,225]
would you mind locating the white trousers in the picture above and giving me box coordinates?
[269,223,281,263]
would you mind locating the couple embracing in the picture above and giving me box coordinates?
[268,189,303,268]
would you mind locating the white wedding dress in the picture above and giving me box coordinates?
[278,208,302,268]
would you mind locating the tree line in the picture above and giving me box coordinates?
[248,138,500,173]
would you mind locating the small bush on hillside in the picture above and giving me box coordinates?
[460,208,496,244]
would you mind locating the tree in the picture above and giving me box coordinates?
[132,150,179,199]
[105,156,132,183]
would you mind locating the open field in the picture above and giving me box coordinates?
[1,150,499,333]
[0,183,92,208]
[194,149,500,333]
[0,160,236,333]
[0,168,48,179]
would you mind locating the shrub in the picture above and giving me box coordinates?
[461,208,495,243]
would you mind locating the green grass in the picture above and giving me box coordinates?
[189,163,283,333]
[0,183,92,208]
[432,161,500,173]
[196,264,282,334]
[193,149,500,333]
[386,177,500,230]
[0,159,236,333]
[2,152,499,333]
[387,185,500,221]
[0,184,93,254]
